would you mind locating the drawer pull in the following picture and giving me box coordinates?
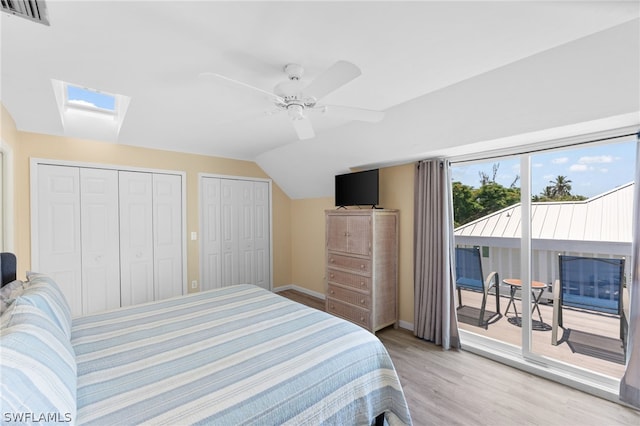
[360,264,365,269]
[330,273,334,279]
[360,299,365,304]
[330,290,335,295]
[360,281,365,287]
[360,316,365,322]
[330,258,335,263]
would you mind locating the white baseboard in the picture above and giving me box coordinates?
[398,320,413,331]
[273,284,326,300]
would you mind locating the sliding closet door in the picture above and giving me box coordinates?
[153,173,183,299]
[36,165,83,315]
[119,171,154,306]
[80,168,120,314]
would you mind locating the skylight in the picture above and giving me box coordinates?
[51,79,131,142]
[66,85,116,114]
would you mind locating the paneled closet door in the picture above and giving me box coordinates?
[119,171,154,306]
[237,180,255,286]
[201,177,222,290]
[253,181,270,290]
[36,165,83,315]
[221,178,241,286]
[80,168,120,314]
[153,173,183,299]
[200,176,271,291]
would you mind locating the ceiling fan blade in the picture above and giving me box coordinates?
[322,104,385,122]
[303,60,361,101]
[291,117,315,140]
[199,72,284,103]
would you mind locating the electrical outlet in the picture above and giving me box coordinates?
[191,280,198,289]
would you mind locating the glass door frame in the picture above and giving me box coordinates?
[454,126,638,403]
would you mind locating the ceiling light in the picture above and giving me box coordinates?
[287,104,304,120]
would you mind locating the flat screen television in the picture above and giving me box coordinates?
[335,169,379,207]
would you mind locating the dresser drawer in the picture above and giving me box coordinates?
[327,284,371,309]
[326,298,371,329]
[327,253,371,275]
[327,269,371,292]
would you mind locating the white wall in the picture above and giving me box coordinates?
[258,20,640,199]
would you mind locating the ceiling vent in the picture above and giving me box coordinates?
[1,0,49,25]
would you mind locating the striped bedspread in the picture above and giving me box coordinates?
[71,285,412,425]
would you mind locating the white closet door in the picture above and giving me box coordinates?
[201,177,222,290]
[119,171,154,306]
[237,180,255,286]
[201,176,271,291]
[221,179,240,286]
[80,168,120,314]
[153,173,183,299]
[37,165,83,315]
[253,181,270,290]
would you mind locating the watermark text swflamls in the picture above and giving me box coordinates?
[3,412,72,423]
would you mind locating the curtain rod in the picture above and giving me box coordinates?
[451,131,638,165]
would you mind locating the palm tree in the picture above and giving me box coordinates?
[549,175,572,198]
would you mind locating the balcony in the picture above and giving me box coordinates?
[457,287,626,378]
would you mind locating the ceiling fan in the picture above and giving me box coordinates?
[200,60,384,140]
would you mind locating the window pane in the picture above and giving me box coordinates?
[66,85,116,112]
[529,139,635,378]
[453,157,522,348]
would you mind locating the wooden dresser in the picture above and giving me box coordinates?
[325,209,398,332]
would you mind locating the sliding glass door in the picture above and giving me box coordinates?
[527,138,635,378]
[452,135,636,381]
[452,156,522,349]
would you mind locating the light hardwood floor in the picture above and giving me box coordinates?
[277,289,640,426]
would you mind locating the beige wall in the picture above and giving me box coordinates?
[290,197,334,294]
[289,164,415,326]
[9,128,292,291]
[379,164,414,326]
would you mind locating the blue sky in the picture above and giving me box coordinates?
[67,85,115,111]
[451,138,637,198]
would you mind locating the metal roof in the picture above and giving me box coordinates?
[454,182,634,243]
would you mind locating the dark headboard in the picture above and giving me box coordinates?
[1,252,17,287]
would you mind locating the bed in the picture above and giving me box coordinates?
[0,258,412,425]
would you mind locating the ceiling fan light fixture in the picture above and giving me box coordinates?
[287,104,305,120]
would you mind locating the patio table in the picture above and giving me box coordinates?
[503,278,548,324]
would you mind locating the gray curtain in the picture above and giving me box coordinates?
[413,159,460,349]
[620,135,640,408]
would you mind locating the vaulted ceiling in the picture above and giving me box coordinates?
[2,1,639,198]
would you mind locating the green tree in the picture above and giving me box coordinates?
[549,175,572,198]
[452,181,481,227]
[532,175,587,202]
[474,182,520,219]
[452,163,521,226]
